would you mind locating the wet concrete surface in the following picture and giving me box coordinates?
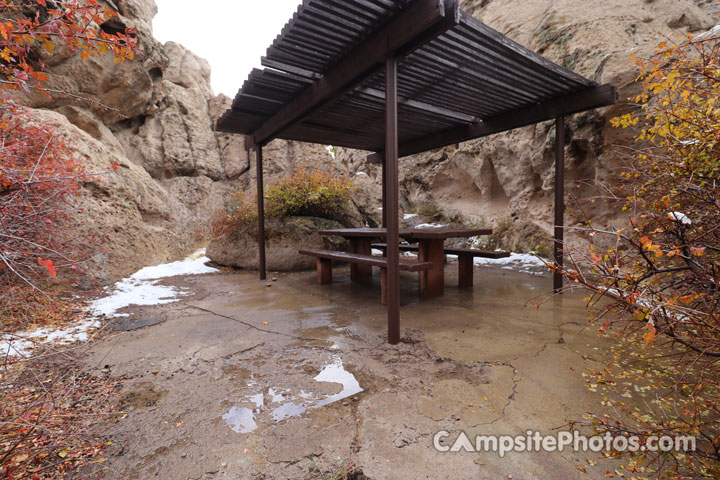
[84,265,619,479]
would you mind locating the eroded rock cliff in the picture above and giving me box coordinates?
[14,0,720,281]
[337,0,720,254]
[14,0,334,282]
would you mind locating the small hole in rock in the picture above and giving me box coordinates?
[99,18,127,36]
[149,67,163,81]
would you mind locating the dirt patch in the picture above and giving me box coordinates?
[120,382,167,410]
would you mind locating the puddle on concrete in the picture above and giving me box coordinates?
[271,402,307,421]
[268,388,285,403]
[222,357,364,433]
[313,359,363,407]
[248,393,264,408]
[222,406,257,433]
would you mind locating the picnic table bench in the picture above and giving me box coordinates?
[298,248,432,304]
[371,243,511,287]
[299,227,496,298]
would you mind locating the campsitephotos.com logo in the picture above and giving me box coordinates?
[433,430,696,457]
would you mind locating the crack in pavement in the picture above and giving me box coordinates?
[183,304,336,345]
[473,362,522,426]
[484,321,591,425]
[191,340,265,364]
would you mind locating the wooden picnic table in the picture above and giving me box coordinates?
[318,227,492,297]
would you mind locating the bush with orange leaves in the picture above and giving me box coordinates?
[557,33,720,478]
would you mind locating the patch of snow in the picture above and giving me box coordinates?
[89,283,182,318]
[414,222,448,229]
[325,145,336,159]
[1,249,219,359]
[129,249,218,280]
[467,235,487,249]
[355,171,368,177]
[0,318,100,358]
[88,249,218,318]
[372,247,415,258]
[668,211,692,225]
[473,252,550,276]
[695,24,720,41]
[403,213,418,220]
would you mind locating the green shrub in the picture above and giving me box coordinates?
[212,163,353,237]
[415,201,444,221]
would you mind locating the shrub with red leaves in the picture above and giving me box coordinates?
[0,103,91,321]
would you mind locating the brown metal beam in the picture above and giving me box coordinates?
[355,86,478,123]
[261,56,323,80]
[385,57,401,345]
[381,155,387,228]
[553,116,565,292]
[366,83,616,163]
[249,0,459,146]
[256,146,267,281]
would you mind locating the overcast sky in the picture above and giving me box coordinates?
[153,0,302,97]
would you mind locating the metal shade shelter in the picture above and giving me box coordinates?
[216,0,617,344]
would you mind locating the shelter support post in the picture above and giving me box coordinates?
[385,57,400,345]
[256,145,267,281]
[381,157,387,228]
[553,116,565,293]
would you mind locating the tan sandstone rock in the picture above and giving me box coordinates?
[12,0,720,280]
[12,0,335,281]
[206,217,347,272]
[337,0,719,254]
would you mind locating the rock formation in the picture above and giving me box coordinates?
[13,0,334,282]
[207,217,348,272]
[12,0,719,281]
[337,0,720,254]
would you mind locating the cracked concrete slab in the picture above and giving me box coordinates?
[416,374,513,426]
[81,266,621,479]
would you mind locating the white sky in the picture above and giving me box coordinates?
[152,0,302,97]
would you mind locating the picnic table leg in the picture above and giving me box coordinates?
[350,238,372,280]
[418,238,444,297]
[458,254,474,288]
[380,268,387,305]
[317,258,332,284]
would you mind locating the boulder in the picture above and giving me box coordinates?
[20,108,193,283]
[207,217,348,271]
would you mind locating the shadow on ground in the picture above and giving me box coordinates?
[83,264,618,479]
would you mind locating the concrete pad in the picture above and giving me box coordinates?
[83,266,620,479]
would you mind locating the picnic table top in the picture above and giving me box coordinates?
[318,227,493,240]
